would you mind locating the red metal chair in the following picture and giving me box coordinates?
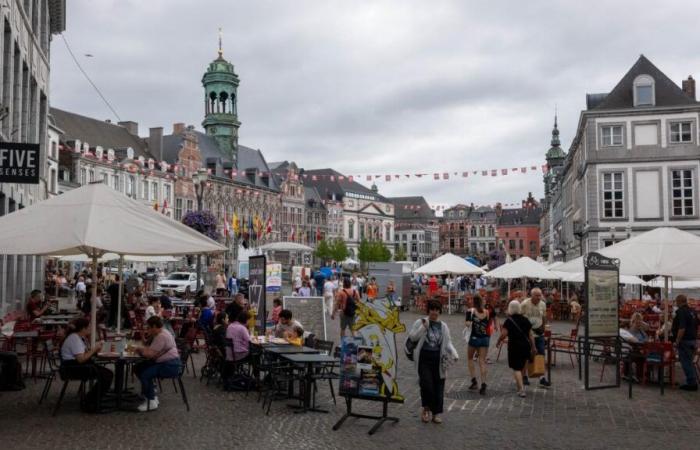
[641,342,675,388]
[552,328,578,368]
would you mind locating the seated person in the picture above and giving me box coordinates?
[26,289,49,320]
[285,325,304,346]
[197,297,215,331]
[60,318,113,411]
[134,316,181,412]
[225,311,250,363]
[270,298,283,325]
[627,312,648,343]
[273,309,302,338]
[225,293,246,326]
[144,297,161,321]
[212,311,229,352]
[159,291,174,310]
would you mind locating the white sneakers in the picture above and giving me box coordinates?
[137,398,159,412]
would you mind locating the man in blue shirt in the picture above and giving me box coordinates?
[673,295,698,391]
[313,271,326,296]
[227,272,238,296]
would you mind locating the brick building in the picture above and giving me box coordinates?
[497,193,542,260]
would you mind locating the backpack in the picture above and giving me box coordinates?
[0,352,25,391]
[342,289,357,317]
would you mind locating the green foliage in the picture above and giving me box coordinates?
[328,238,350,262]
[314,239,332,263]
[358,239,392,265]
[394,245,407,262]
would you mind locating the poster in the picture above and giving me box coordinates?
[585,252,620,338]
[266,263,282,292]
[248,255,266,334]
[338,299,406,401]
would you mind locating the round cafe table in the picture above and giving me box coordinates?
[95,352,145,410]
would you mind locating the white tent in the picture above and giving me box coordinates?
[648,276,700,289]
[259,242,313,252]
[553,271,647,285]
[414,253,484,314]
[0,183,226,344]
[485,256,560,280]
[58,253,179,263]
[342,257,360,266]
[553,256,583,273]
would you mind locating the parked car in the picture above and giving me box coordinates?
[156,272,202,296]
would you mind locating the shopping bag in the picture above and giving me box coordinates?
[462,326,471,344]
[528,354,545,377]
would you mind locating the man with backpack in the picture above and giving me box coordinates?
[332,278,359,337]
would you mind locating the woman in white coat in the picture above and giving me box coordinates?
[408,299,459,424]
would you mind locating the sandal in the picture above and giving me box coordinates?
[421,409,430,423]
[518,390,526,398]
[432,415,443,424]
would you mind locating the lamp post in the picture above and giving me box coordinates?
[192,168,209,292]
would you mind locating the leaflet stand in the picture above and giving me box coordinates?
[333,395,401,435]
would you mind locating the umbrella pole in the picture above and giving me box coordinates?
[117,255,124,335]
[448,278,452,315]
[664,276,669,341]
[90,252,98,348]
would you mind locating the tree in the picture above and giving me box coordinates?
[315,239,332,264]
[328,238,350,263]
[182,210,221,242]
[394,245,407,262]
[358,239,392,268]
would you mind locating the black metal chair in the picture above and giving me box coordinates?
[311,339,338,405]
[52,363,95,416]
[153,342,191,411]
[38,340,61,405]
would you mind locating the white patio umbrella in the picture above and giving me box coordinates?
[485,256,561,280]
[0,183,226,345]
[553,271,647,285]
[258,241,313,252]
[414,253,484,314]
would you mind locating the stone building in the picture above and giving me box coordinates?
[543,55,700,260]
[0,0,65,315]
[497,193,541,260]
[303,169,394,258]
[439,204,497,258]
[389,196,439,266]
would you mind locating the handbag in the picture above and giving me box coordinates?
[462,326,471,344]
[528,354,545,377]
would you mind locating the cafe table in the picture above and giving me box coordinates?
[95,352,145,410]
[280,353,339,413]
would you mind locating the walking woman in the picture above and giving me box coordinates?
[466,295,489,395]
[408,299,459,424]
[497,300,536,397]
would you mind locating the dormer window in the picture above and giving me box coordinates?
[633,74,655,106]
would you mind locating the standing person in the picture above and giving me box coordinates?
[673,294,698,391]
[366,277,378,303]
[227,272,238,296]
[332,278,359,338]
[408,300,458,424]
[520,287,550,387]
[428,275,438,297]
[569,293,582,325]
[298,280,312,297]
[134,316,181,412]
[466,295,490,395]
[294,272,302,294]
[215,272,227,296]
[313,270,326,296]
[497,300,536,397]
[323,277,336,317]
[386,280,397,307]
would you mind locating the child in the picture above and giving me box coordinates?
[270,298,283,324]
[285,325,304,346]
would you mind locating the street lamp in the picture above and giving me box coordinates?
[192,168,209,291]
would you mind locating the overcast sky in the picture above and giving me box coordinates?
[50,0,700,209]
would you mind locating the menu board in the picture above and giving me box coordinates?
[283,295,327,340]
[248,255,267,334]
[585,253,620,338]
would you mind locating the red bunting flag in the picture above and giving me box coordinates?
[443,173,449,180]
[462,172,468,177]
[501,169,508,175]
[531,166,537,171]
[415,174,423,178]
[433,173,439,180]
[521,167,527,173]
[330,175,335,181]
[348,175,354,182]
[385,174,391,181]
[312,175,317,181]
[482,171,488,176]
[366,175,372,181]
[491,170,497,176]
[542,164,548,173]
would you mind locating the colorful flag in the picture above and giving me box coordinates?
[232,213,239,236]
[266,216,273,235]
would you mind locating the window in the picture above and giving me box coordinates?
[633,75,654,106]
[164,184,172,205]
[459,238,464,248]
[601,125,623,146]
[113,174,119,191]
[142,180,149,200]
[348,220,354,239]
[529,241,536,253]
[411,242,417,253]
[671,169,695,217]
[479,226,485,237]
[470,226,477,237]
[385,224,391,242]
[186,199,194,213]
[126,176,135,197]
[515,231,520,238]
[175,198,183,221]
[509,239,515,250]
[602,172,625,218]
[488,242,495,252]
[449,238,455,249]
[519,239,524,250]
[488,226,494,237]
[101,173,108,185]
[89,169,95,182]
[670,122,692,143]
[80,168,87,185]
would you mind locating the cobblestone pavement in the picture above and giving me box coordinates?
[1,311,698,450]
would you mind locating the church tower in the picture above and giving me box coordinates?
[544,113,566,198]
[202,31,241,165]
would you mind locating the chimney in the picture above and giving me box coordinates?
[173,122,185,134]
[149,127,164,161]
[682,75,696,100]
[118,121,139,136]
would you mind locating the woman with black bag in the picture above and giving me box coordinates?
[497,300,536,398]
[407,300,458,424]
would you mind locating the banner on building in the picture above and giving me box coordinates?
[0,142,40,184]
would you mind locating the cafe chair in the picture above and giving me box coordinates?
[260,360,304,415]
[552,328,578,368]
[38,340,61,404]
[52,364,100,416]
[311,339,337,405]
[642,342,675,389]
[152,343,191,412]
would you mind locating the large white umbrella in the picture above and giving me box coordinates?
[0,183,226,344]
[259,241,313,252]
[414,252,484,276]
[553,271,647,285]
[414,253,483,314]
[58,253,180,263]
[485,256,561,280]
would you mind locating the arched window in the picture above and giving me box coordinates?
[219,91,229,113]
[209,91,217,113]
[385,223,391,242]
[348,220,355,240]
[633,74,655,106]
[470,226,477,237]
[231,92,237,114]
[479,225,485,237]
[488,226,495,237]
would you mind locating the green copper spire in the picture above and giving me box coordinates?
[545,112,565,161]
[202,29,241,165]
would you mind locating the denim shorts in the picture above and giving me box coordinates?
[468,335,490,348]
